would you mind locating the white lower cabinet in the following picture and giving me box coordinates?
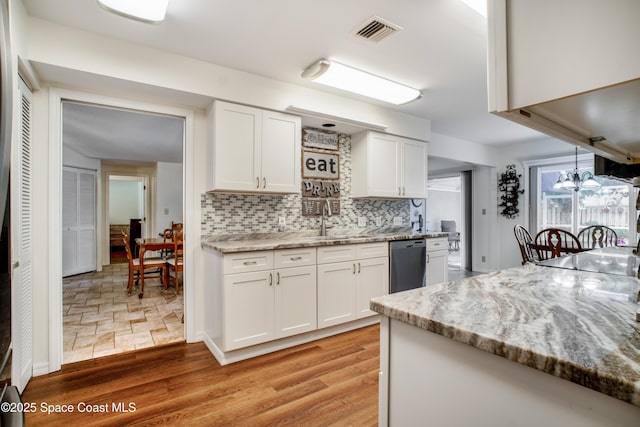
[211,242,389,354]
[223,248,317,351]
[317,243,389,328]
[426,237,449,285]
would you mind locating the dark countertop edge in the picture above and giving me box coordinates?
[201,232,449,253]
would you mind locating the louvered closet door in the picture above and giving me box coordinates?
[11,78,33,392]
[62,167,96,277]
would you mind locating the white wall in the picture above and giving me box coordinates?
[155,162,182,235]
[62,144,100,171]
[108,179,143,224]
[426,189,461,233]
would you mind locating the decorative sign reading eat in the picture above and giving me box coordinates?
[302,149,340,179]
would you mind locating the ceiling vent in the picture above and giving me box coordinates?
[353,16,402,43]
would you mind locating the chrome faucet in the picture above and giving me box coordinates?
[320,199,332,236]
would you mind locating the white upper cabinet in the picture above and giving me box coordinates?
[351,131,427,199]
[487,0,640,163]
[209,101,301,193]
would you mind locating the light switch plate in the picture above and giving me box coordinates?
[358,216,367,227]
[375,217,382,227]
[393,217,403,226]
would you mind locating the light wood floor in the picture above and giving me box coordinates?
[23,325,380,426]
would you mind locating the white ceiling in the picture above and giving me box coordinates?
[23,0,549,163]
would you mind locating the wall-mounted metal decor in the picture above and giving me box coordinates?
[302,127,339,151]
[498,164,525,219]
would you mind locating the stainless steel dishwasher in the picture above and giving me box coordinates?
[389,239,426,293]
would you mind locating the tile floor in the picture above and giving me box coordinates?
[63,263,184,364]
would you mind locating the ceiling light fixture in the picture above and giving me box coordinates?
[97,0,170,24]
[301,59,422,105]
[552,147,601,192]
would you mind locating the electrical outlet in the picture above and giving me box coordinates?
[278,217,286,226]
[163,208,169,215]
[358,216,367,227]
[482,256,486,262]
[375,217,382,227]
[393,217,403,226]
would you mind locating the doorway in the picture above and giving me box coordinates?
[60,99,186,364]
[107,175,146,264]
[426,173,473,277]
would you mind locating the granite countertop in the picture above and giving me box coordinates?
[370,262,640,407]
[201,227,449,253]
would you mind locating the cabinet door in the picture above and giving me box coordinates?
[275,265,317,338]
[368,133,401,198]
[261,110,301,193]
[356,257,389,318]
[317,261,357,328]
[223,271,274,350]
[426,249,449,286]
[401,139,427,199]
[213,101,262,191]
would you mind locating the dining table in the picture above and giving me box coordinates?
[135,237,174,298]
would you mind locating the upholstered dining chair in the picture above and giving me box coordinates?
[533,228,583,260]
[577,225,618,249]
[441,220,460,252]
[513,224,537,265]
[165,230,184,293]
[122,232,166,296]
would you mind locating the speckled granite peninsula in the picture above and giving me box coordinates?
[372,257,640,426]
[201,227,448,253]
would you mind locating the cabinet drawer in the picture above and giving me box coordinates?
[356,242,389,259]
[224,251,274,274]
[426,238,448,252]
[274,247,316,269]
[317,245,357,264]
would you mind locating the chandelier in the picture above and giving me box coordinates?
[552,147,601,192]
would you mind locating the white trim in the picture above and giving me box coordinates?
[48,87,196,373]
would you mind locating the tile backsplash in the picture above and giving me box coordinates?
[201,133,409,235]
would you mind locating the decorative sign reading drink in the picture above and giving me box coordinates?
[302,127,338,151]
[302,149,340,179]
[302,180,340,198]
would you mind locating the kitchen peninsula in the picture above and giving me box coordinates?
[371,249,640,426]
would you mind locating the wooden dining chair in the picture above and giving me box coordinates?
[513,224,537,264]
[122,232,166,297]
[577,225,618,249]
[533,228,583,260]
[165,230,184,293]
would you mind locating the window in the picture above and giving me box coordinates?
[536,162,635,245]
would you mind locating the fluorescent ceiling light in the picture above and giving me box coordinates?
[301,59,422,105]
[461,0,487,17]
[97,0,169,24]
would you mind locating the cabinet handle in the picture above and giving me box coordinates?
[358,262,361,273]
[263,177,266,188]
[427,254,430,263]
[269,272,273,286]
[398,187,401,195]
[353,263,356,274]
[402,187,406,196]
[243,261,257,266]
[276,272,280,285]
[256,177,260,188]
[290,256,302,261]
